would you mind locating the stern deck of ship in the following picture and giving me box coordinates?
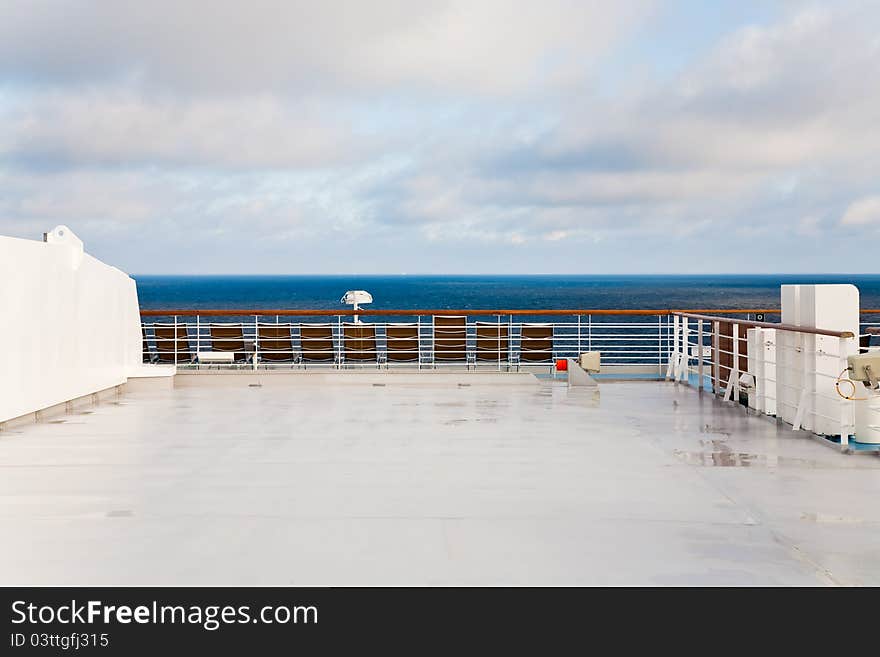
[2,374,879,585]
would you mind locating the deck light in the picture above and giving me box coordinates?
[341,290,373,323]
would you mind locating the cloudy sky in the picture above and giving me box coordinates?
[1,1,879,274]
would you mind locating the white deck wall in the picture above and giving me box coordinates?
[0,226,145,423]
[778,284,859,435]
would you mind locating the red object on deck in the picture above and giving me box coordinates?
[556,358,568,371]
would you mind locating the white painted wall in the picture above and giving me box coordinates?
[0,226,148,423]
[778,284,859,436]
[746,327,776,416]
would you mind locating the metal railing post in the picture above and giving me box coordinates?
[839,336,850,446]
[666,313,679,380]
[713,320,720,397]
[497,314,502,372]
[588,314,592,352]
[658,315,663,376]
[508,314,513,371]
[732,322,740,400]
[577,315,582,359]
[337,315,342,369]
[698,320,704,395]
[253,315,259,371]
[680,316,689,383]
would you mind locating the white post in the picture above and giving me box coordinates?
[756,328,765,414]
[337,315,342,369]
[732,322,740,400]
[509,314,513,371]
[679,317,689,383]
[713,321,720,397]
[839,336,850,446]
[666,314,679,380]
[497,314,502,372]
[588,314,592,352]
[658,315,663,376]
[698,320,704,395]
[793,332,811,431]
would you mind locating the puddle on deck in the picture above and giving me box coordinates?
[673,449,861,469]
[535,384,600,408]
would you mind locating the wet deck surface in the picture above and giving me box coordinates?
[2,375,879,585]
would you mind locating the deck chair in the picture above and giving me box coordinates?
[343,323,378,365]
[519,324,554,363]
[433,315,468,363]
[209,323,249,362]
[299,324,336,363]
[256,323,296,363]
[475,321,509,363]
[152,323,193,364]
[385,323,420,363]
[861,327,880,353]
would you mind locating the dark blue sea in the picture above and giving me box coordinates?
[134,274,880,313]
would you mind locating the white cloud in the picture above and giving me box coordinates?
[0,91,365,170]
[796,215,821,236]
[1,1,880,273]
[841,197,880,226]
[0,1,653,96]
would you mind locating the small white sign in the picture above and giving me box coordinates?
[197,351,235,363]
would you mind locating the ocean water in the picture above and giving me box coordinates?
[134,274,880,313]
[136,275,880,365]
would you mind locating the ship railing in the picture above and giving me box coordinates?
[140,309,880,378]
[139,308,789,375]
[667,311,880,447]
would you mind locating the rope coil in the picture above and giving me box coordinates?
[835,369,869,401]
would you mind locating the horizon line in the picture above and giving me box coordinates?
[130,272,880,277]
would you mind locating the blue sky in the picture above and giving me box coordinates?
[1,0,879,274]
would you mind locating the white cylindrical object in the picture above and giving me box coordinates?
[854,392,880,444]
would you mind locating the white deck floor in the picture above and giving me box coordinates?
[2,373,879,586]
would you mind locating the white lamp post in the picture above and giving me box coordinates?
[340,290,373,323]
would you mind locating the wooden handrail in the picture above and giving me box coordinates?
[139,308,783,317]
[137,307,880,322]
[675,312,855,338]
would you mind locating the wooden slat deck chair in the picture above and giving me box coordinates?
[475,321,509,364]
[257,323,296,363]
[343,323,378,366]
[861,327,880,352]
[209,323,249,363]
[152,323,193,364]
[299,324,336,364]
[385,323,420,364]
[519,323,554,363]
[433,315,468,363]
